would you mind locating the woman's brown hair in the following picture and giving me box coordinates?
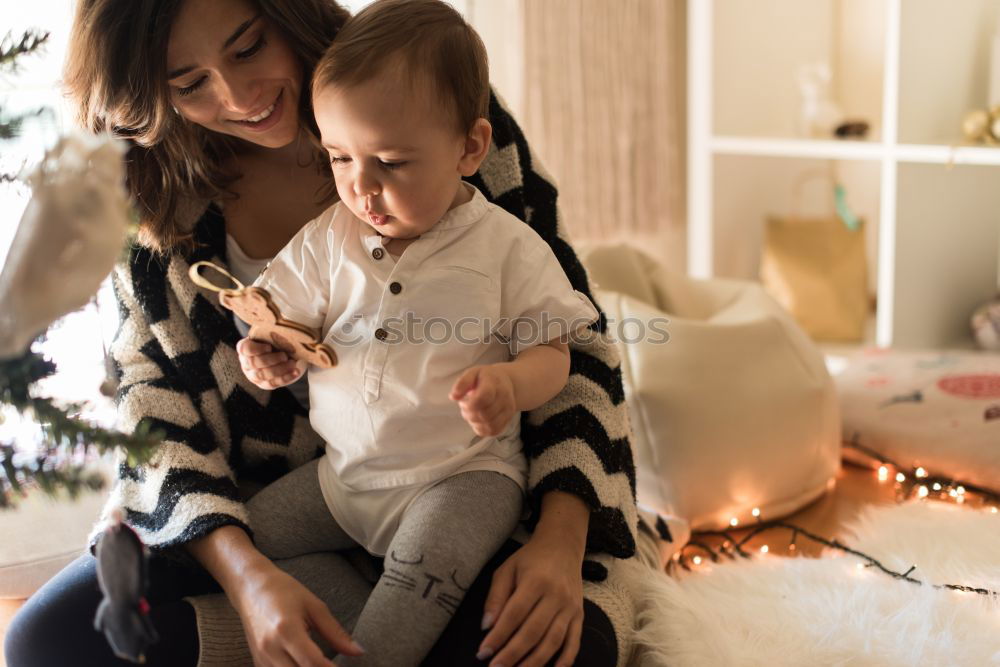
[64,0,350,253]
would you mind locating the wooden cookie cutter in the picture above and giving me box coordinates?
[189,261,337,369]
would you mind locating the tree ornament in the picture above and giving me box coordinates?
[0,132,130,359]
[961,109,992,143]
[94,509,158,663]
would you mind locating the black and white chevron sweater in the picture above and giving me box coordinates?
[98,93,643,660]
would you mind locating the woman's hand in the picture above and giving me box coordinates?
[477,492,590,667]
[237,338,306,390]
[230,561,364,667]
[187,526,362,667]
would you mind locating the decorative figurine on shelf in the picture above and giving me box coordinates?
[960,106,1000,144]
[797,62,870,140]
[971,295,1000,351]
[93,509,158,663]
[833,120,870,139]
[189,261,337,369]
[797,62,843,138]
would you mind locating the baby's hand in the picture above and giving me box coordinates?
[236,338,306,390]
[449,365,516,437]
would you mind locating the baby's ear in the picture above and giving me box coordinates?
[458,118,493,177]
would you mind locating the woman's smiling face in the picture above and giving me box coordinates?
[165,0,303,148]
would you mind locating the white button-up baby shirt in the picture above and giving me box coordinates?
[255,185,599,554]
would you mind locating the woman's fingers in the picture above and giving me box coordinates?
[307,600,364,658]
[282,627,333,667]
[482,563,516,632]
[262,647,297,667]
[276,647,314,667]
[517,609,575,667]
[556,612,584,667]
[487,599,562,667]
[478,583,542,661]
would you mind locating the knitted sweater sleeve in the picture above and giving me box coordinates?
[90,248,249,554]
[467,91,639,559]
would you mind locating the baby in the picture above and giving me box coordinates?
[238,0,598,662]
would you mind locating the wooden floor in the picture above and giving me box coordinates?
[0,599,21,667]
[688,461,900,561]
[0,462,896,666]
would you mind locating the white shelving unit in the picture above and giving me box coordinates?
[687,0,1000,349]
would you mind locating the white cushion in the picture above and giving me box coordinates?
[833,348,1000,491]
[0,479,108,599]
[580,244,842,530]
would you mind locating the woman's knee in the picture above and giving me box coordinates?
[572,599,618,666]
[4,557,104,666]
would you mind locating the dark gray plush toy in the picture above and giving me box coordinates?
[93,515,158,663]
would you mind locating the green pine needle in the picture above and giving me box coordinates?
[0,350,162,509]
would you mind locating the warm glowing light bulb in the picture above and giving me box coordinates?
[729,517,739,527]
[788,543,796,552]
[856,563,864,570]
[956,486,966,495]
[991,507,998,514]
[915,467,927,478]
[877,466,889,481]
[949,489,958,498]
[692,556,702,565]
[751,507,761,518]
[917,486,928,498]
[895,472,906,483]
[760,545,769,554]
[932,483,942,491]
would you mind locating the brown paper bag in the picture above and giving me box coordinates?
[760,216,868,341]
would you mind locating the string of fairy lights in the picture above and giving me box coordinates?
[668,446,999,599]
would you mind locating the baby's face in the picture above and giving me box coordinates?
[314,72,470,240]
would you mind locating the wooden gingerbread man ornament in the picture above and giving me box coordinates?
[189,261,337,369]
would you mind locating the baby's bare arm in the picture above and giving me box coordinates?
[502,339,571,411]
[450,340,570,437]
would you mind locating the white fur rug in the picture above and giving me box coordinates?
[630,502,1000,666]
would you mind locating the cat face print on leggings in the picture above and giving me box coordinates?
[381,550,469,616]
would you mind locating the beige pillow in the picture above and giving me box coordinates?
[581,244,842,530]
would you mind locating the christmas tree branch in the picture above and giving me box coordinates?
[0,31,49,71]
[0,349,161,508]
[1,30,52,182]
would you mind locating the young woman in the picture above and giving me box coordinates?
[4,0,642,665]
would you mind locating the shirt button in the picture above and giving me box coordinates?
[372,247,384,260]
[389,282,402,294]
[374,327,388,341]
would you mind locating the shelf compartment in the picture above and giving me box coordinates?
[891,163,1000,348]
[712,154,881,289]
[712,0,886,141]
[897,0,1000,146]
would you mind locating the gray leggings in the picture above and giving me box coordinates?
[247,461,522,666]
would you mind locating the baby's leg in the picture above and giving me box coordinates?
[339,471,522,666]
[247,458,357,558]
